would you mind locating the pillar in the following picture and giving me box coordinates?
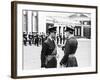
[81,21,84,37]
[23,10,28,33]
[32,11,38,32]
[27,11,32,33]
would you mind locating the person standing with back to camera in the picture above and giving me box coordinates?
[41,26,57,68]
[60,25,78,67]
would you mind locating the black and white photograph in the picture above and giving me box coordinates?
[23,10,91,69]
[11,1,97,78]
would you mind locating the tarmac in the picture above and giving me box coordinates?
[23,38,91,70]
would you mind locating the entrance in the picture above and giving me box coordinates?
[74,26,81,37]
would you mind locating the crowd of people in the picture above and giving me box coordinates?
[23,32,46,46]
[23,32,66,46]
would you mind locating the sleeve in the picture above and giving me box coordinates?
[60,53,69,65]
[41,42,48,67]
[69,38,78,54]
[60,40,71,65]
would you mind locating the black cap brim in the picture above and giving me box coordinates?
[48,27,57,32]
[65,27,74,32]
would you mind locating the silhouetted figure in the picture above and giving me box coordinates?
[35,33,39,46]
[63,34,65,44]
[28,32,33,46]
[23,32,28,46]
[59,33,62,44]
[57,34,59,45]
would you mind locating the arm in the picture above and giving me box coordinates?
[41,42,48,68]
[60,38,78,65]
[60,40,71,65]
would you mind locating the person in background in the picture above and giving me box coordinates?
[60,26,78,67]
[32,32,35,45]
[23,32,28,46]
[28,32,33,46]
[35,33,39,46]
[57,34,59,45]
[41,26,57,68]
[59,33,62,44]
[63,34,65,44]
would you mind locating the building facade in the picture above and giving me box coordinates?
[22,11,91,39]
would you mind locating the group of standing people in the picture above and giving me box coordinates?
[41,26,78,68]
[23,32,47,46]
[23,32,66,47]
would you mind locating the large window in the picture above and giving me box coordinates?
[74,26,81,37]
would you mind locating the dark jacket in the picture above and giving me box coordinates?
[41,38,57,68]
[60,37,78,66]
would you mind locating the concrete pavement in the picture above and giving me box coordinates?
[23,39,91,70]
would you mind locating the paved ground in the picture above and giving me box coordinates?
[23,39,91,70]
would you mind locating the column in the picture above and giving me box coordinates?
[23,10,28,33]
[32,11,38,32]
[27,11,32,33]
[57,25,59,35]
[55,23,59,35]
[81,21,84,37]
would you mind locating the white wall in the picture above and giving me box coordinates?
[38,12,46,33]
[0,0,99,80]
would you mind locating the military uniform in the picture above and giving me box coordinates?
[41,26,57,68]
[60,26,78,67]
[41,37,57,68]
[28,33,33,46]
[23,32,27,46]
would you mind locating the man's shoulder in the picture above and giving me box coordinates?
[44,38,50,45]
[69,37,76,41]
[69,37,78,44]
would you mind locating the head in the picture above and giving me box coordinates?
[65,31,70,38]
[65,26,74,38]
[48,26,57,39]
[49,31,56,39]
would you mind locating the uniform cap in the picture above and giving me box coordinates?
[48,26,57,32]
[65,25,74,32]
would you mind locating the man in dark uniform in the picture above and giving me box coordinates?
[35,33,39,46]
[28,32,33,46]
[56,34,59,45]
[41,26,57,68]
[59,33,62,44]
[32,32,35,45]
[63,34,65,44]
[23,32,28,46]
[60,26,78,67]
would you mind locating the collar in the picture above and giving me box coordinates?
[48,36,54,41]
[68,35,74,39]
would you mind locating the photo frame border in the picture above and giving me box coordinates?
[11,1,98,79]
